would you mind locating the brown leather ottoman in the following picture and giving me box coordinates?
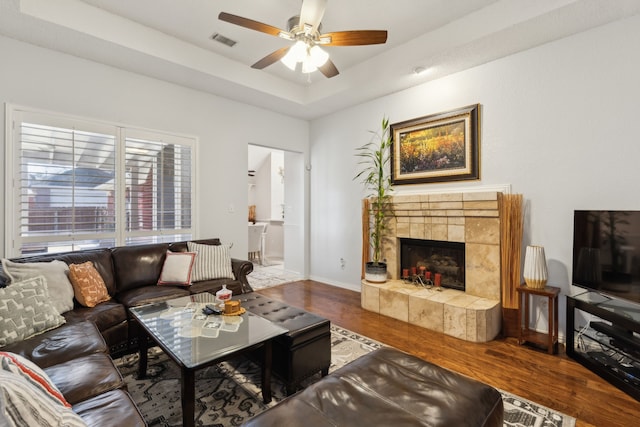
[233,292,331,395]
[243,347,504,427]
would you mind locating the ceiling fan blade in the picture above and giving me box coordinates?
[251,46,291,69]
[299,0,327,32]
[322,30,388,46]
[218,12,285,37]
[318,58,339,78]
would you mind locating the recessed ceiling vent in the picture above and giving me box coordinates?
[211,33,236,47]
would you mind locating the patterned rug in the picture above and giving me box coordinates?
[115,326,575,427]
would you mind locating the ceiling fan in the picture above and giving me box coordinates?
[218,0,387,78]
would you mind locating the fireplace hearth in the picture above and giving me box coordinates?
[400,238,465,291]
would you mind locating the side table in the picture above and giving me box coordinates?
[517,284,560,354]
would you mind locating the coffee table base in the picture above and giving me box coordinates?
[137,333,274,427]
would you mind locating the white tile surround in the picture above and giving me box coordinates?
[361,191,502,342]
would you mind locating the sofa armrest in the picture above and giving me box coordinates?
[231,258,254,293]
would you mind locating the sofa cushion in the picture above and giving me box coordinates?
[0,351,70,407]
[54,249,117,296]
[72,389,146,427]
[111,243,170,292]
[243,347,504,427]
[0,276,66,347]
[117,285,190,309]
[63,301,127,332]
[1,259,75,314]
[187,241,234,281]
[68,261,112,308]
[158,251,196,286]
[188,278,244,296]
[0,370,88,426]
[0,321,107,369]
[168,238,221,253]
[43,352,125,405]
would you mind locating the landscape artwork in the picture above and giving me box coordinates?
[391,104,480,184]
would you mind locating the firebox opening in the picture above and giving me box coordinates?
[400,238,465,291]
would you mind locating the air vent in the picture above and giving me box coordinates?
[211,33,237,47]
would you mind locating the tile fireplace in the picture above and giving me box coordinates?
[385,191,501,301]
[361,191,503,342]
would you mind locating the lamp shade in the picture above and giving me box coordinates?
[523,245,548,289]
[309,45,329,67]
[281,40,307,70]
[280,42,329,74]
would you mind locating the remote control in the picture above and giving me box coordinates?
[202,305,222,315]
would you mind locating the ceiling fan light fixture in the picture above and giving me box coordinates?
[281,40,307,70]
[301,56,318,74]
[280,42,328,73]
[309,45,329,67]
[281,52,298,70]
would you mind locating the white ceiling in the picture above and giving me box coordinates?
[1,0,640,120]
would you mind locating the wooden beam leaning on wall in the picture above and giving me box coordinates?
[500,193,524,337]
[362,199,370,279]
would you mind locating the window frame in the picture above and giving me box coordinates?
[4,104,198,257]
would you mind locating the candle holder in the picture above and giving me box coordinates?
[402,271,440,290]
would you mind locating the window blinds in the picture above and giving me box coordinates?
[9,108,194,255]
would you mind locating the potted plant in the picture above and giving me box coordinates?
[354,117,394,282]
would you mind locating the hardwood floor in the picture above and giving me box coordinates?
[257,280,640,427]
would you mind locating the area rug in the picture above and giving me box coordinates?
[116,326,575,427]
[246,263,301,290]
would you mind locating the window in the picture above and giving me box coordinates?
[5,106,195,256]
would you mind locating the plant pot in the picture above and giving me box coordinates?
[365,262,388,283]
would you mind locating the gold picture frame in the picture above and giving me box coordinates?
[391,104,480,185]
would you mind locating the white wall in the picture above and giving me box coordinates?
[0,35,309,260]
[252,156,272,221]
[308,14,640,338]
[269,151,285,220]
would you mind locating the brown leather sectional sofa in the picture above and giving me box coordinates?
[2,321,147,426]
[0,238,254,358]
[2,238,503,426]
[0,238,253,426]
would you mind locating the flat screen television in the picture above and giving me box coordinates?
[573,210,640,304]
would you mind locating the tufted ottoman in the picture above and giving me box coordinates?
[243,347,504,427]
[233,292,331,395]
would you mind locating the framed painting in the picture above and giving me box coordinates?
[390,104,480,185]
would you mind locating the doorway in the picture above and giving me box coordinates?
[248,144,305,277]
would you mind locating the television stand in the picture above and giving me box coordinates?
[567,291,640,401]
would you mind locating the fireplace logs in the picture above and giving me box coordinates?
[400,238,465,291]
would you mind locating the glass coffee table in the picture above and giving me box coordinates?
[129,292,287,427]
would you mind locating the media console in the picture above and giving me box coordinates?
[566,291,640,401]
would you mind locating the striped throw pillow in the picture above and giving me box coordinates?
[0,351,70,407]
[0,370,87,426]
[187,242,235,282]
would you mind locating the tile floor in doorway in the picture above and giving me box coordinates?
[246,259,302,290]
